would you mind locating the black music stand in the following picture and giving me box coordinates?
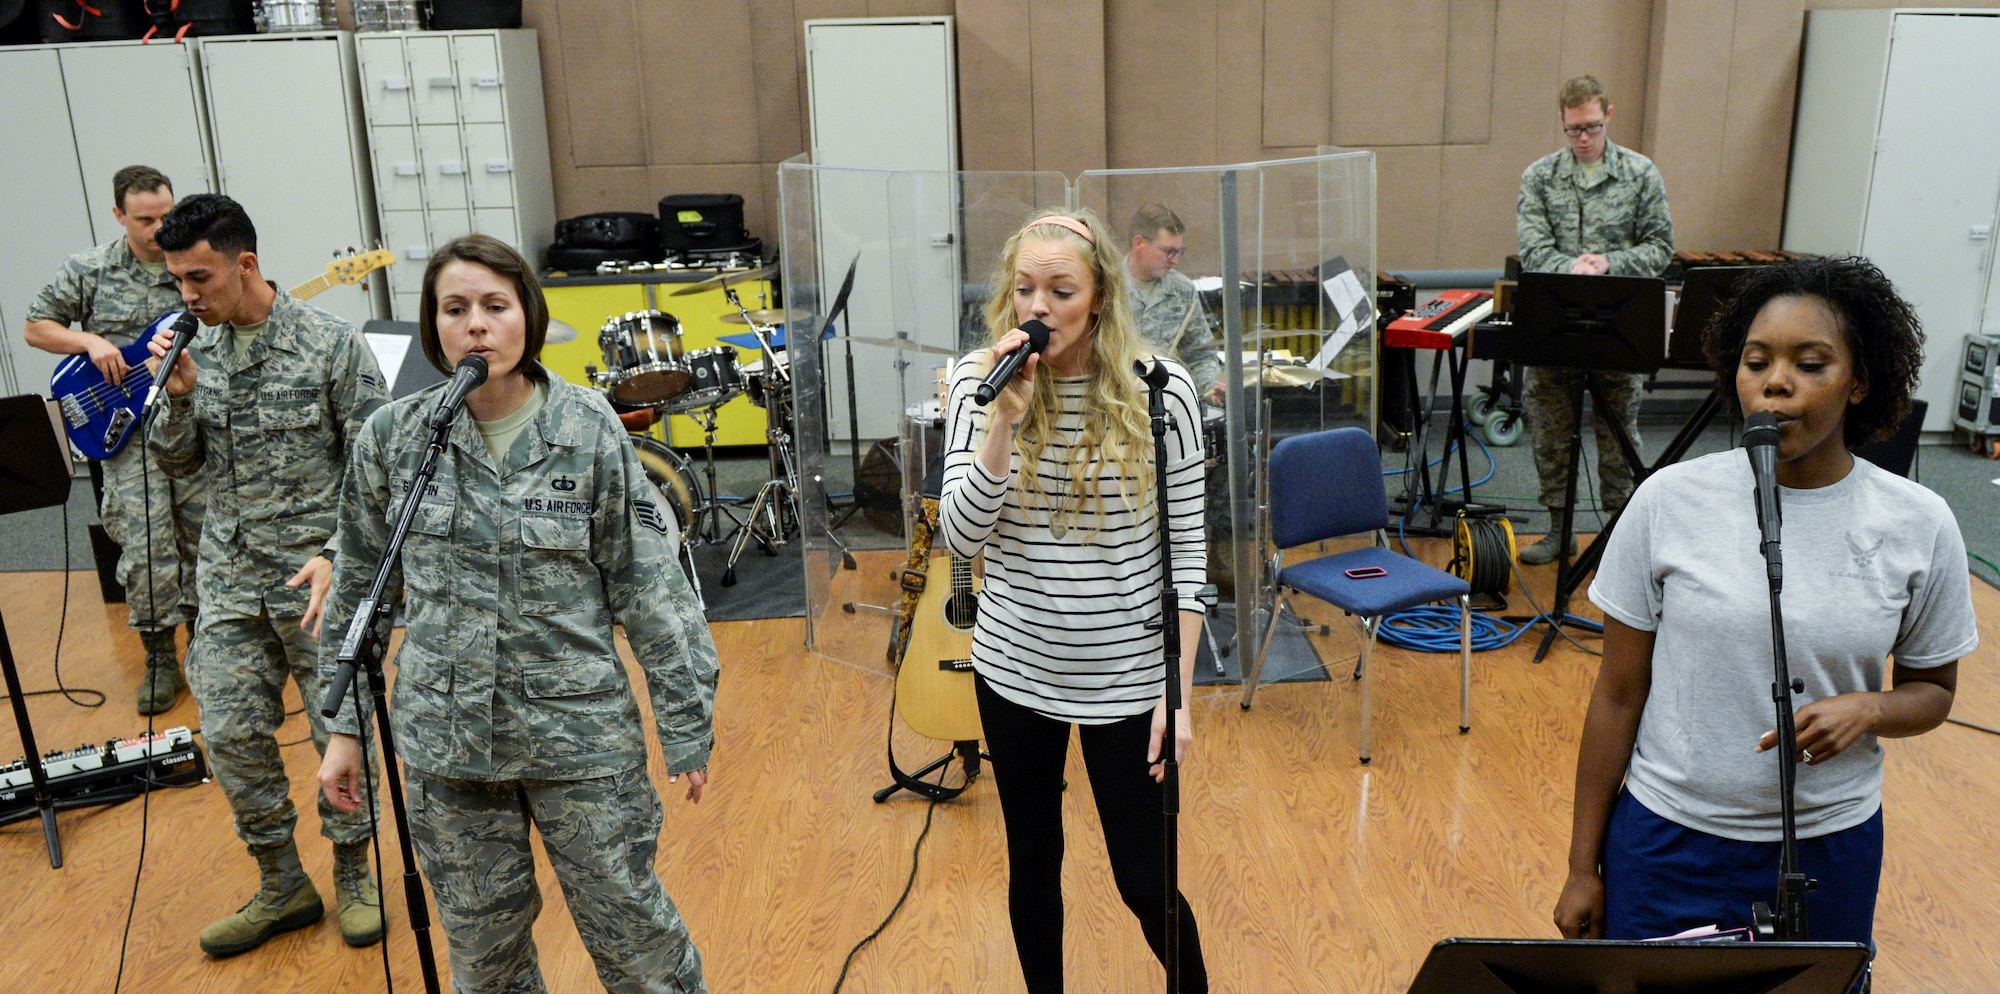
[1405,938,1870,994]
[1644,266,1757,477]
[1478,273,1664,662]
[0,395,79,868]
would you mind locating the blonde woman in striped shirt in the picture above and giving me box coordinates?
[938,207,1209,993]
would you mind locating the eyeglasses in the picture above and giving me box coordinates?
[1146,239,1185,261]
[1563,121,1606,138]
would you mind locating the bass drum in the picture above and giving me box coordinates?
[629,435,705,545]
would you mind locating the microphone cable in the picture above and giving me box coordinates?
[829,698,959,994]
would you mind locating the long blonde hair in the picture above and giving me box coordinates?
[979,207,1157,531]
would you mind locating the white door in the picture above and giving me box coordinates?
[201,36,378,325]
[61,43,214,242]
[805,17,959,441]
[1861,13,2000,430]
[0,50,97,396]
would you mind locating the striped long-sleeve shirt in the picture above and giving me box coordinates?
[938,355,1207,722]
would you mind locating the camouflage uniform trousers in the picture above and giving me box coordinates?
[1524,366,1646,511]
[187,613,377,848]
[406,765,706,994]
[99,439,207,631]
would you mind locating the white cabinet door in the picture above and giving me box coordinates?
[462,121,514,208]
[804,17,959,441]
[380,210,431,297]
[372,125,424,213]
[473,207,520,250]
[419,123,470,211]
[452,34,505,124]
[0,49,97,397]
[405,35,459,126]
[356,35,412,127]
[60,43,213,240]
[427,209,473,247]
[1862,13,2000,429]
[201,36,377,325]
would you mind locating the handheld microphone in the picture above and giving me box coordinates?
[428,354,489,431]
[140,311,200,414]
[1742,410,1783,583]
[974,320,1051,406]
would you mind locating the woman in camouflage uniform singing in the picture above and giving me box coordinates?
[316,234,718,993]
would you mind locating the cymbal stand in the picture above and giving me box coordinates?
[681,403,744,547]
[719,290,802,586]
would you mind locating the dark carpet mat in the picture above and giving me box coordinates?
[686,541,805,622]
[1193,601,1331,686]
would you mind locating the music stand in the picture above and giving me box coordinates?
[1405,938,1869,994]
[0,394,80,868]
[1478,273,1665,662]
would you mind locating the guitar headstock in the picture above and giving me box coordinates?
[324,248,397,286]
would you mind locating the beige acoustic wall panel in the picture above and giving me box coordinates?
[1331,0,1447,147]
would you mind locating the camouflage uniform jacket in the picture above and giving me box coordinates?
[149,288,387,621]
[321,374,717,781]
[25,236,183,344]
[1516,140,1674,277]
[1131,270,1223,391]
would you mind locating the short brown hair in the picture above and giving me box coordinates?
[1128,203,1186,243]
[113,165,172,211]
[1559,75,1609,113]
[418,234,550,381]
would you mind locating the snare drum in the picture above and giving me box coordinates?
[664,347,744,414]
[598,311,691,405]
[741,350,793,410]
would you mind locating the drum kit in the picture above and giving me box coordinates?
[584,266,813,587]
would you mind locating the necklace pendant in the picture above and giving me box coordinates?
[1049,516,1068,540]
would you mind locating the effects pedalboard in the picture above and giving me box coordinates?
[0,726,209,826]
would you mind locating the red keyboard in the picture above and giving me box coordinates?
[1385,289,1494,350]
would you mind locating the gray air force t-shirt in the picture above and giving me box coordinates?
[1589,450,1977,842]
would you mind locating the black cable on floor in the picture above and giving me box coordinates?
[1947,718,2000,737]
[828,771,945,994]
[1,499,108,709]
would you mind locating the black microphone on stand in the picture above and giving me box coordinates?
[140,311,200,415]
[974,320,1051,406]
[1743,411,1783,583]
[427,354,489,431]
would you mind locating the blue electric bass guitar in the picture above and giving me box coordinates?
[50,248,394,460]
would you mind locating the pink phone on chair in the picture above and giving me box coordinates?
[1344,566,1387,579]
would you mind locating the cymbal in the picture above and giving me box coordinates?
[546,318,579,344]
[1238,361,1332,388]
[720,307,813,325]
[668,265,777,296]
[843,335,958,357]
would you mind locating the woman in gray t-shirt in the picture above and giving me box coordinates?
[1554,256,1978,947]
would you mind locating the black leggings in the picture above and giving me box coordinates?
[976,676,1208,994]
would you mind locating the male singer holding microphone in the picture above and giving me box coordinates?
[147,193,391,958]
[1515,74,1674,565]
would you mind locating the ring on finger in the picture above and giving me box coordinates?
[1801,749,1814,763]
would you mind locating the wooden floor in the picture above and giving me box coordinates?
[2,537,1997,993]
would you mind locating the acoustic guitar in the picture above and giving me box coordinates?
[51,248,395,460]
[894,529,984,743]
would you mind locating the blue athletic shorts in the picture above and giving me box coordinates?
[1601,787,1883,945]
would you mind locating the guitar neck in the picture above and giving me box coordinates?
[290,274,333,301]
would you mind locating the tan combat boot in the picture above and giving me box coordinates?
[135,628,185,715]
[333,841,385,947]
[1518,510,1578,566]
[199,840,323,957]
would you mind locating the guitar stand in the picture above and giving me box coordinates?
[874,739,987,803]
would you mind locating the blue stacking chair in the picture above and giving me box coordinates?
[1240,428,1472,764]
